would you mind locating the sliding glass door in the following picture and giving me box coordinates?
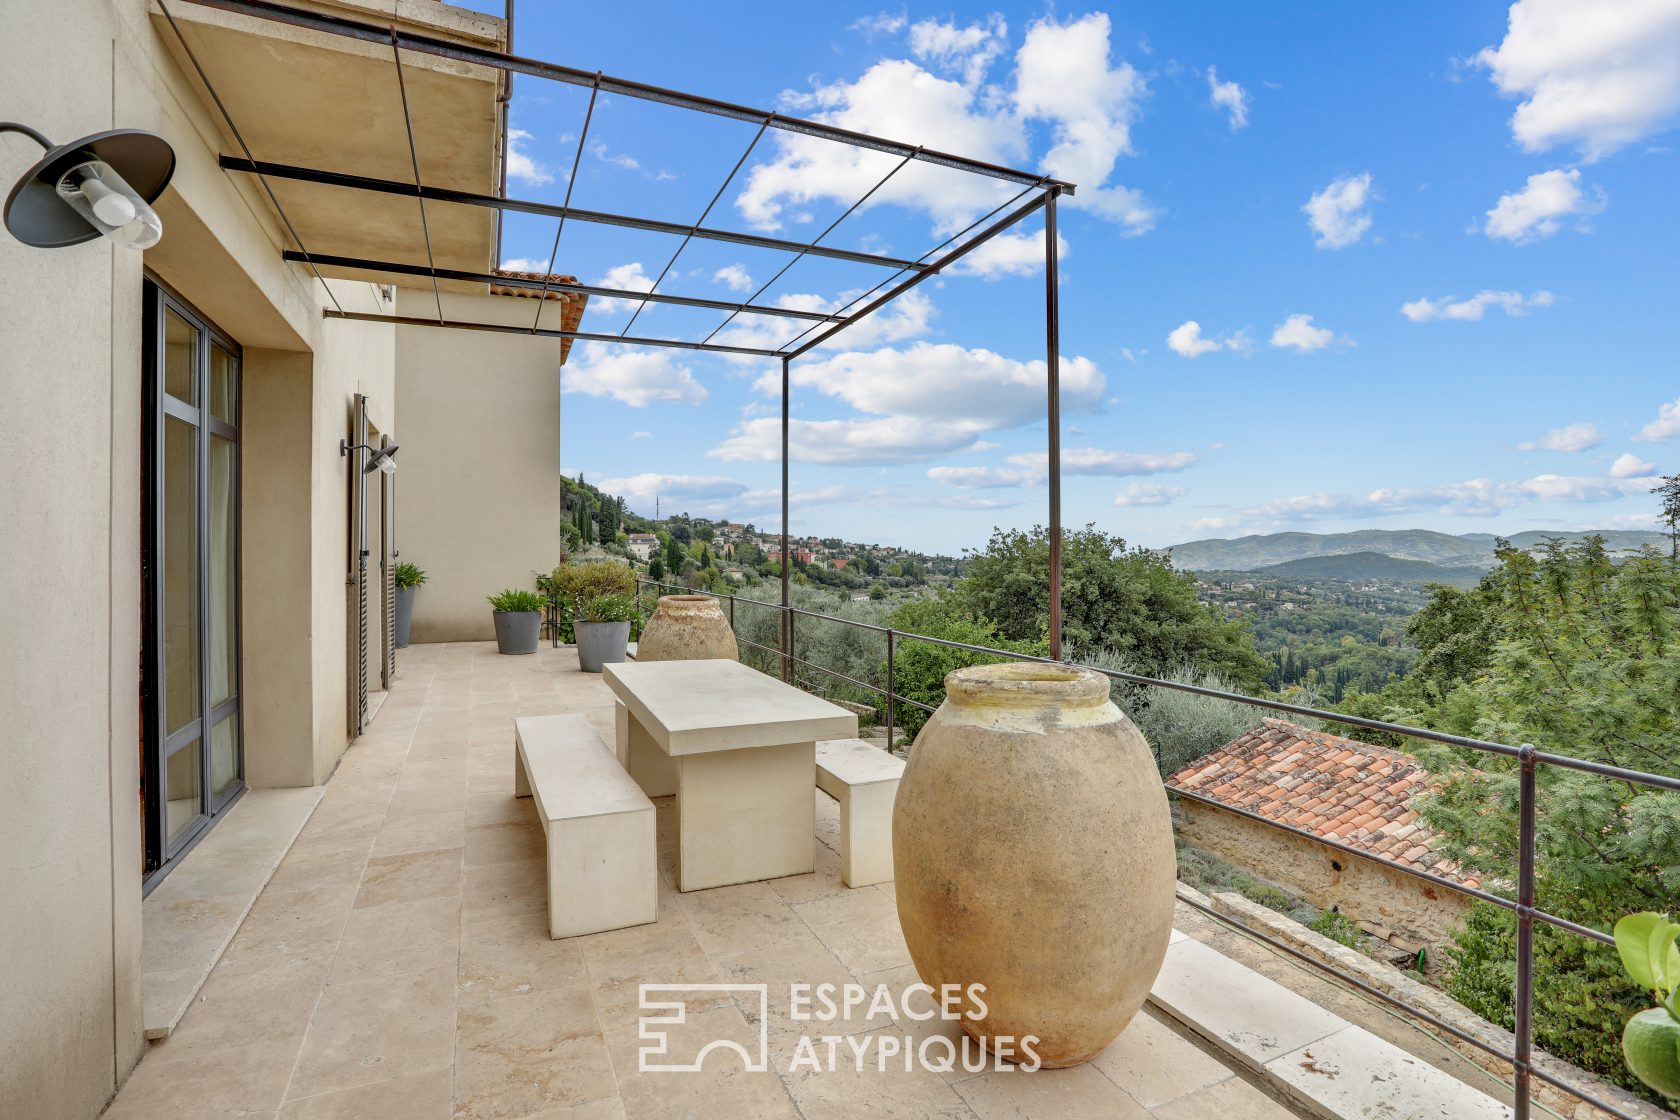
[142,279,243,888]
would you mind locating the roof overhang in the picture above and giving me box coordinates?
[153,0,506,292]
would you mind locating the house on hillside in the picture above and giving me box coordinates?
[625,532,658,562]
[1168,719,1477,952]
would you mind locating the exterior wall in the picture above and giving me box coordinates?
[395,290,565,643]
[1179,802,1472,948]
[0,4,404,1115]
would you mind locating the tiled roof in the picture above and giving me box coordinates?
[488,268,587,363]
[1167,718,1479,888]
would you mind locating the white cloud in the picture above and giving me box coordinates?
[709,289,936,358]
[948,229,1069,279]
[497,256,548,274]
[711,416,990,466]
[929,448,1197,489]
[1207,67,1249,130]
[1269,313,1343,352]
[1482,168,1605,242]
[1475,0,1680,161]
[851,12,907,37]
[1167,320,1249,358]
[563,345,707,408]
[628,431,651,441]
[1303,172,1375,249]
[1518,422,1601,452]
[1221,471,1655,526]
[597,474,746,515]
[1611,452,1657,478]
[505,129,553,186]
[1113,482,1186,507]
[589,141,640,172]
[766,341,1105,429]
[713,265,754,292]
[590,262,656,315]
[735,13,1155,236]
[909,14,1008,88]
[1401,289,1555,321]
[1636,397,1680,441]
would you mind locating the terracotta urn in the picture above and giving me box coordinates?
[636,594,739,662]
[892,662,1176,1068]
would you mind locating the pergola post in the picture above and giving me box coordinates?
[1045,188,1063,661]
[780,355,792,683]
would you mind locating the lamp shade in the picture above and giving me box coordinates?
[4,129,175,248]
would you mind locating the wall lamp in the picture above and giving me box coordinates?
[341,440,399,475]
[2,122,174,249]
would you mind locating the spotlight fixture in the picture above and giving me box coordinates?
[341,439,399,475]
[2,122,175,249]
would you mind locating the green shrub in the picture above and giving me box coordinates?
[577,593,636,624]
[883,597,1048,741]
[487,589,544,614]
[1308,909,1363,949]
[555,560,635,607]
[393,562,427,589]
[1445,902,1657,1102]
[1080,648,1276,777]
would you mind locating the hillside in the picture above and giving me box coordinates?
[1252,551,1486,586]
[1167,528,1667,571]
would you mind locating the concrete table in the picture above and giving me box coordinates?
[603,659,859,892]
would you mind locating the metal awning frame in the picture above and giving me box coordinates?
[160,0,1074,659]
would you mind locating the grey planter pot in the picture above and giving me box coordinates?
[395,585,415,649]
[574,619,630,673]
[492,610,541,655]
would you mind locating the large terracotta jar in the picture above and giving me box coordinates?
[636,594,739,662]
[893,662,1176,1068]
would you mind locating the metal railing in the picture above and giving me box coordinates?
[632,577,1679,1120]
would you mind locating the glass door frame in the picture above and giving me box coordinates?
[141,276,245,891]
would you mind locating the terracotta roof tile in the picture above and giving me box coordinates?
[1166,718,1481,889]
[487,268,588,363]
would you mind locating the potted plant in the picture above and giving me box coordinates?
[573,593,636,672]
[487,588,544,655]
[393,561,426,649]
[1615,912,1680,1100]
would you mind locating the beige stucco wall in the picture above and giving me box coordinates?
[395,289,565,642]
[1179,802,1473,948]
[0,3,406,1115]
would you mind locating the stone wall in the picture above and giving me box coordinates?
[1179,800,1472,950]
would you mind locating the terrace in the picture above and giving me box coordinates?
[8,3,1669,1119]
[106,641,1517,1120]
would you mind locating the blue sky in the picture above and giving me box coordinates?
[459,1,1679,552]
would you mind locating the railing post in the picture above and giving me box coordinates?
[1044,187,1064,662]
[783,607,794,683]
[780,354,792,683]
[1513,744,1537,1120]
[885,628,896,752]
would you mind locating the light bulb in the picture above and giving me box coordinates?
[55,160,164,250]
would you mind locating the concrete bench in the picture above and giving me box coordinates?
[514,714,657,939]
[815,738,905,888]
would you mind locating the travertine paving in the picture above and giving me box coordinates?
[103,641,1301,1120]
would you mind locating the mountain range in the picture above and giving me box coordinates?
[1166,529,1669,573]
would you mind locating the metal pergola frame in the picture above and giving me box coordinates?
[161,0,1075,661]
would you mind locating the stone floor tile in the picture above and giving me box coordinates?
[1148,1073,1298,1120]
[459,908,590,1005]
[780,1029,976,1120]
[576,917,727,1030]
[371,808,466,858]
[1090,1010,1233,1109]
[954,1061,1149,1120]
[354,848,464,910]
[466,791,532,827]
[464,819,546,868]
[330,894,461,985]
[453,987,617,1119]
[101,1038,297,1119]
[792,886,913,977]
[279,1065,453,1120]
[1149,938,1342,1068]
[1265,1026,1512,1120]
[462,853,549,927]
[713,935,872,1060]
[604,1004,799,1120]
[675,880,814,958]
[287,965,457,1099]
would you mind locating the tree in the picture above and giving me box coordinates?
[885,598,1048,740]
[868,582,886,601]
[663,535,685,574]
[1654,474,1680,561]
[1394,537,1680,1101]
[958,524,1267,687]
[648,556,664,582]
